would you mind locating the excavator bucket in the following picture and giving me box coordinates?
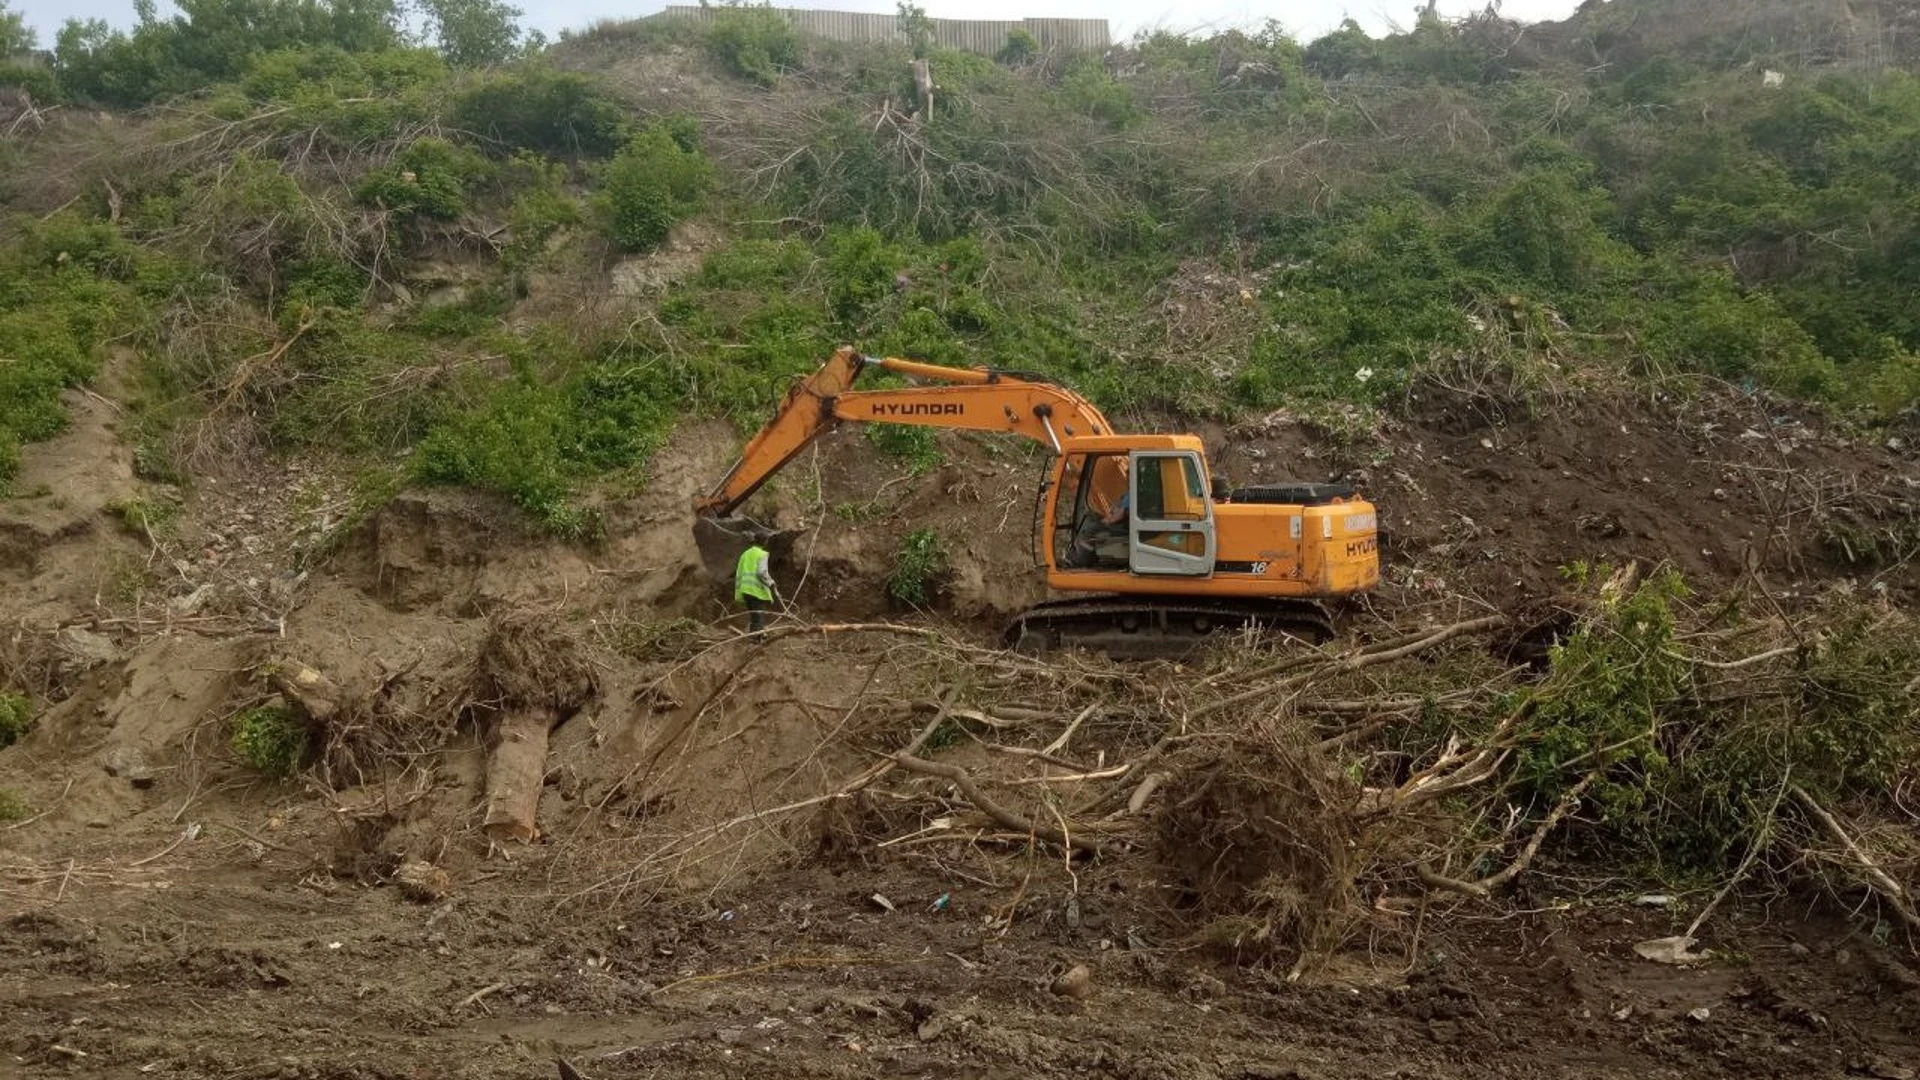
[693,515,760,586]
[692,515,801,590]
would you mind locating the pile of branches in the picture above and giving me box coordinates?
[569,566,1918,968]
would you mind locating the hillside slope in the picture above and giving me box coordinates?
[1,3,1918,1077]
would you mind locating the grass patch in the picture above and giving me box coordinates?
[0,691,31,748]
[108,495,182,539]
[0,788,26,822]
[606,615,704,661]
[231,703,310,778]
[887,527,949,607]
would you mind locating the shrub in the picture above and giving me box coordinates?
[501,153,581,270]
[0,213,142,488]
[704,3,801,87]
[865,423,941,474]
[108,495,182,539]
[354,137,493,220]
[452,67,629,157]
[231,702,309,777]
[996,28,1038,65]
[1518,567,1689,819]
[1060,60,1140,128]
[825,226,900,320]
[418,0,529,68]
[598,122,710,252]
[0,691,30,748]
[415,377,588,535]
[0,789,25,822]
[887,527,949,606]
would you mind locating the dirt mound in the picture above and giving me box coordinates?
[1211,385,1920,612]
[0,388,145,627]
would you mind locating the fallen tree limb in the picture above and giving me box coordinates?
[213,314,316,416]
[559,712,951,906]
[1415,770,1599,899]
[673,709,951,844]
[1662,644,1803,670]
[1042,702,1100,756]
[1193,615,1508,723]
[1791,785,1920,931]
[1476,770,1600,892]
[266,660,347,723]
[892,753,1107,855]
[1681,774,1791,941]
[484,707,557,843]
[1125,771,1169,816]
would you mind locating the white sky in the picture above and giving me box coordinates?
[16,0,1583,50]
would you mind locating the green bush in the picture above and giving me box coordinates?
[108,495,182,539]
[825,226,899,321]
[1518,568,1690,818]
[413,352,679,539]
[239,46,447,143]
[0,59,59,102]
[418,0,530,68]
[230,702,309,777]
[704,3,801,87]
[452,66,629,157]
[0,212,147,488]
[0,789,25,822]
[415,377,587,535]
[996,28,1038,65]
[52,0,405,108]
[865,423,941,474]
[284,257,368,311]
[598,122,710,251]
[354,137,493,220]
[887,527,949,606]
[0,691,31,748]
[501,154,581,270]
[1060,60,1141,129]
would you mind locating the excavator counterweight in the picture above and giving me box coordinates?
[693,347,1380,656]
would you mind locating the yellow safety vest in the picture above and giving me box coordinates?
[735,545,772,601]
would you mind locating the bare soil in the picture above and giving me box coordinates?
[3,380,1917,1079]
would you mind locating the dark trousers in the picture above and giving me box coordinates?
[744,595,770,632]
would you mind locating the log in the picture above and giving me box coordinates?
[267,661,346,722]
[892,753,1105,855]
[911,58,934,121]
[484,707,557,843]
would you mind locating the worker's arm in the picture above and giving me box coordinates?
[756,550,775,595]
[694,347,1115,519]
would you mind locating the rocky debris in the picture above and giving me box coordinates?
[103,745,155,789]
[1049,963,1093,1000]
[393,860,451,903]
[59,626,119,667]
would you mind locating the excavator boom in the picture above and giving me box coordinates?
[695,347,1115,517]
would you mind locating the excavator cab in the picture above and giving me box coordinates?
[1054,445,1217,575]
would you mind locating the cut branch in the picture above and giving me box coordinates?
[892,753,1106,855]
[1791,785,1920,931]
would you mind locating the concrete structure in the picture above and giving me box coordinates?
[653,6,1109,55]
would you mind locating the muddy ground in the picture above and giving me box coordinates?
[3,374,1918,1079]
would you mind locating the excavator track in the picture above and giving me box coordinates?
[1001,596,1337,660]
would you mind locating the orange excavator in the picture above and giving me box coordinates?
[694,347,1381,655]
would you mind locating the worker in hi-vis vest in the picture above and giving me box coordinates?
[734,538,776,632]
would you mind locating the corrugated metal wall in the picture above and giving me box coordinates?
[655,6,1109,54]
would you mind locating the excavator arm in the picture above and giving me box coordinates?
[694,346,1116,518]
